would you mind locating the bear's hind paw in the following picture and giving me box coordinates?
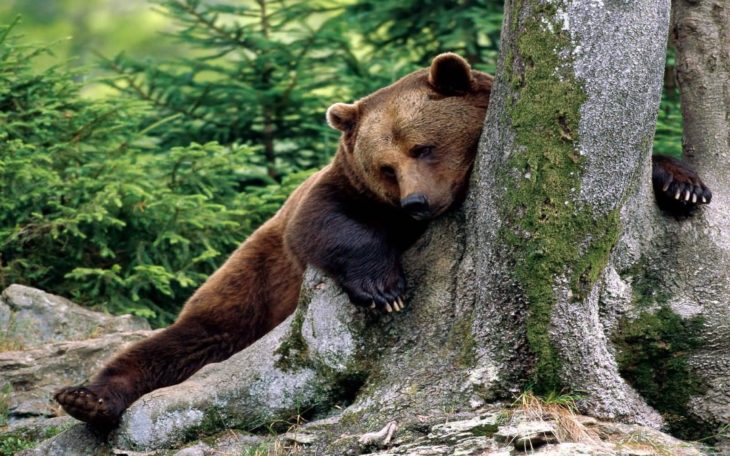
[54,385,122,428]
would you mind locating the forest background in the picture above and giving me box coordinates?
[0,0,683,327]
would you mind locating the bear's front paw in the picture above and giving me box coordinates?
[340,264,406,313]
[54,385,124,428]
[652,154,712,216]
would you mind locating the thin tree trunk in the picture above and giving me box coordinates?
[672,0,729,171]
[258,0,278,179]
[661,0,730,443]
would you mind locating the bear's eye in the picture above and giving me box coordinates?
[380,165,397,180]
[411,145,435,159]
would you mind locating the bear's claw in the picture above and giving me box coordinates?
[54,385,121,428]
[364,295,405,313]
[376,296,406,313]
[380,298,405,313]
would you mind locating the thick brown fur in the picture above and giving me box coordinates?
[55,54,711,428]
[55,53,493,427]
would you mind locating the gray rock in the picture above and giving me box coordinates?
[111,451,154,456]
[1,329,155,425]
[494,421,559,450]
[20,403,710,456]
[206,431,266,454]
[17,424,108,456]
[0,284,149,350]
[109,269,365,451]
[281,431,318,445]
[172,443,209,456]
[2,416,75,442]
[535,443,611,455]
[593,421,705,456]
[428,414,499,440]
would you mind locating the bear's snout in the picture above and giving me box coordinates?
[401,193,431,220]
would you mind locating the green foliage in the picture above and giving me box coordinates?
[0,1,509,325]
[0,20,310,325]
[0,0,178,93]
[653,89,684,159]
[653,50,683,159]
[0,384,10,427]
[240,444,271,456]
[333,0,503,96]
[101,0,348,178]
[0,434,34,456]
[0,408,66,455]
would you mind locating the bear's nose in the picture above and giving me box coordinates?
[401,194,431,219]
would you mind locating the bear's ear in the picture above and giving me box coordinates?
[326,103,358,133]
[428,52,475,94]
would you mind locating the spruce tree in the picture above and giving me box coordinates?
[103,0,349,181]
[334,0,504,96]
[0,20,303,326]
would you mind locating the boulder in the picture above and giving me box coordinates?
[0,284,149,350]
[0,284,155,445]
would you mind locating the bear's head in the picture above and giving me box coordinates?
[327,53,492,220]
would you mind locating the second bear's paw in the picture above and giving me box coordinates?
[652,155,712,216]
[54,385,124,428]
[340,266,407,313]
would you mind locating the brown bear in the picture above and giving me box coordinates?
[54,53,492,427]
[55,53,710,428]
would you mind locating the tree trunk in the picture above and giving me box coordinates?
[29,0,730,453]
[664,0,730,442]
[466,0,669,427]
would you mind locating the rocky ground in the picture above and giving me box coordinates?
[0,285,719,455]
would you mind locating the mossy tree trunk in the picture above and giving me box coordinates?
[466,0,669,427]
[40,0,730,453]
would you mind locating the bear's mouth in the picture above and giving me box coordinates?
[407,204,448,221]
[408,210,433,221]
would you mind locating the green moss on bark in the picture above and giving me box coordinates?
[613,307,706,440]
[499,1,620,392]
[625,264,671,308]
[448,313,477,367]
[274,310,310,371]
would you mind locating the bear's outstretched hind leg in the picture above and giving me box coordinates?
[652,154,712,216]
[55,320,238,427]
